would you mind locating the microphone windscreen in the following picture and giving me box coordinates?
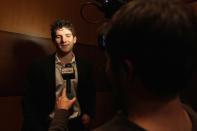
[61,63,75,79]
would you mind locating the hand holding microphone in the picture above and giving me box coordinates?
[56,88,76,111]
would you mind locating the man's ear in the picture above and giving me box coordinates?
[73,36,77,44]
[122,59,134,79]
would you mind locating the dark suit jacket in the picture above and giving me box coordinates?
[22,54,96,131]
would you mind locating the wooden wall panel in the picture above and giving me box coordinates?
[0,0,104,46]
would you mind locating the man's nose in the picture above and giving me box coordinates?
[61,36,67,43]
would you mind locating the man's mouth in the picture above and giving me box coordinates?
[61,44,69,47]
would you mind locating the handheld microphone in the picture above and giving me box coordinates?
[61,63,75,99]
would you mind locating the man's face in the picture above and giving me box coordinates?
[54,27,77,55]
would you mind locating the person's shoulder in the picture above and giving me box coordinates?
[93,114,145,131]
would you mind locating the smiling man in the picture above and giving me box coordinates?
[22,20,96,131]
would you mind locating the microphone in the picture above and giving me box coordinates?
[61,63,75,99]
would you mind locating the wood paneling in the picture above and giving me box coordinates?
[0,0,104,46]
[0,0,196,46]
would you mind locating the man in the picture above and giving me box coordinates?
[22,20,96,131]
[49,0,197,131]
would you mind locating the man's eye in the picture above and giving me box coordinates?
[56,36,61,38]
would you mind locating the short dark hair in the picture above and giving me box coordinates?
[50,19,76,42]
[105,0,197,97]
